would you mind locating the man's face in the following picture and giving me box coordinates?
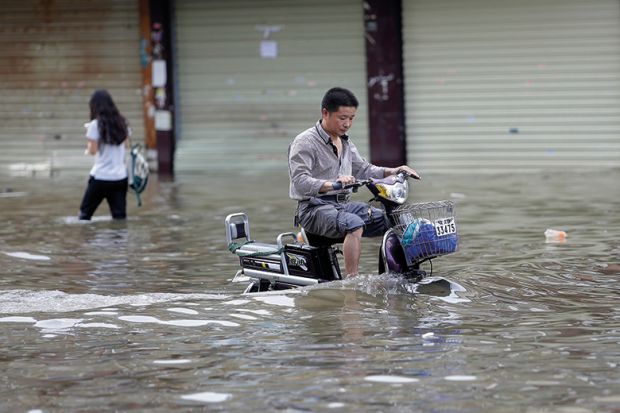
[322,106,357,138]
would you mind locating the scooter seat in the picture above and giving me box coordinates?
[304,231,345,247]
[234,242,281,257]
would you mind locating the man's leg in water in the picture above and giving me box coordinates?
[298,200,380,277]
[343,227,363,277]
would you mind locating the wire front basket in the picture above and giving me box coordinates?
[390,201,459,265]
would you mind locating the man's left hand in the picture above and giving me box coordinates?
[386,166,420,180]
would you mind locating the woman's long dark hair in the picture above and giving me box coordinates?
[89,89,129,146]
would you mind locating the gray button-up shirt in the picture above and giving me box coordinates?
[288,120,386,201]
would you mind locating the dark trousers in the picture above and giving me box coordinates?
[79,176,128,220]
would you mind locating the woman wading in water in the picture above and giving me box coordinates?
[78,90,130,220]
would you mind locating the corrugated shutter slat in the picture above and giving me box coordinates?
[403,0,620,172]
[0,0,143,178]
[174,0,368,173]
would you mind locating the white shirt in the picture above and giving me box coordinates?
[85,120,127,181]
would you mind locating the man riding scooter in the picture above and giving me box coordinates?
[288,87,420,278]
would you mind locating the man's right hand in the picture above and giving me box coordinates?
[320,175,355,193]
[336,175,356,185]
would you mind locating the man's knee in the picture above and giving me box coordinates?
[346,227,363,239]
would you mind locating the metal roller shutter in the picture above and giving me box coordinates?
[0,1,143,178]
[174,0,368,173]
[403,0,620,172]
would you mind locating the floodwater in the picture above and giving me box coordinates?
[0,169,619,413]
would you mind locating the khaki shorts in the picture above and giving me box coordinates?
[296,197,389,239]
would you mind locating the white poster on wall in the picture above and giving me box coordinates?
[260,40,278,59]
[152,60,167,87]
[155,110,171,131]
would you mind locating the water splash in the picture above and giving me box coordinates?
[306,273,469,303]
[0,289,230,315]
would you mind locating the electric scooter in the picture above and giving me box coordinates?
[225,172,458,293]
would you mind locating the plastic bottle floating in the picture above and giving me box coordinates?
[544,228,567,242]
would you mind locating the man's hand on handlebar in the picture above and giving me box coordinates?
[329,175,355,191]
[321,175,355,192]
[385,165,421,180]
[324,175,371,192]
[337,175,356,185]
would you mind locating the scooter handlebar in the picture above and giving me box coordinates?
[342,172,413,188]
[343,180,370,189]
[335,172,414,192]
[331,180,370,191]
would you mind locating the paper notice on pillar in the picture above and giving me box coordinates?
[154,110,172,131]
[260,40,278,59]
[152,60,167,87]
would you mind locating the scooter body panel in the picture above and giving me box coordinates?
[283,244,341,281]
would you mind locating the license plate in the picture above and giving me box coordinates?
[434,217,456,236]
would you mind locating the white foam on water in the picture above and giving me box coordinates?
[118,315,159,323]
[153,359,192,365]
[223,299,251,305]
[167,307,199,315]
[181,391,231,403]
[444,375,477,381]
[327,402,346,408]
[3,251,50,261]
[34,318,83,331]
[229,313,258,320]
[166,320,212,327]
[252,294,296,308]
[364,375,420,384]
[0,289,230,315]
[61,215,113,224]
[78,322,120,329]
[118,315,240,328]
[0,316,37,323]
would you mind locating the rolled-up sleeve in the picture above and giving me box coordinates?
[288,139,326,199]
[350,141,385,179]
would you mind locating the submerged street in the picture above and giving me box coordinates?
[0,169,619,412]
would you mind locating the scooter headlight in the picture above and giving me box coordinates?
[375,179,409,204]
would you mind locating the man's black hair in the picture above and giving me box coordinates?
[321,87,359,113]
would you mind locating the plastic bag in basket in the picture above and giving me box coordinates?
[400,218,458,264]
